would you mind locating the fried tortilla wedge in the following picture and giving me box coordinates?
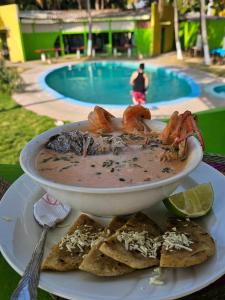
[41,214,104,271]
[99,212,162,269]
[79,216,134,276]
[160,218,215,268]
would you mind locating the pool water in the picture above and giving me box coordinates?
[45,61,198,106]
[214,85,225,94]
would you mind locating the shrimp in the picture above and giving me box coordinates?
[88,106,115,133]
[159,111,179,144]
[160,110,204,161]
[122,105,151,134]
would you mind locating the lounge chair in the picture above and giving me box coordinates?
[211,37,225,64]
[190,34,203,57]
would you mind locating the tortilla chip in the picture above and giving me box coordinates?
[160,218,215,268]
[99,212,162,269]
[41,214,104,271]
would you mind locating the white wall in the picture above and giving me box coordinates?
[62,22,85,33]
[21,20,136,34]
[111,21,135,30]
[92,22,109,31]
[34,23,60,32]
[21,23,33,33]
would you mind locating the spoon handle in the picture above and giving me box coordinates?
[11,225,49,300]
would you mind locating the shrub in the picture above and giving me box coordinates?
[0,60,24,94]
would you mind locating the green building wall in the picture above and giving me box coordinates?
[22,28,153,60]
[22,32,60,60]
[179,18,225,51]
[134,27,153,57]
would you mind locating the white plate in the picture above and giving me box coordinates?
[1,162,225,300]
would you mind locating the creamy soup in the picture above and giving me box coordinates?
[36,130,186,188]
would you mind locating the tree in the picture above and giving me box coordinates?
[174,0,183,59]
[200,0,211,65]
[86,0,92,56]
[158,0,165,17]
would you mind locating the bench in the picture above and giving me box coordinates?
[71,46,86,59]
[113,45,132,57]
[34,48,61,62]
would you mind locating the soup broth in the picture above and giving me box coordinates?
[36,131,186,188]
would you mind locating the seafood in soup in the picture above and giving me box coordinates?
[35,106,204,188]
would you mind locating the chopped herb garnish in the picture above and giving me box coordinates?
[41,157,53,163]
[161,167,172,173]
[102,160,114,168]
[150,144,159,149]
[52,157,60,161]
[101,134,113,138]
[133,163,142,168]
[110,168,115,173]
[59,165,72,172]
[38,168,53,171]
[132,157,138,161]
[60,156,70,161]
[144,178,151,181]
[128,134,144,141]
[96,172,102,175]
[119,178,126,181]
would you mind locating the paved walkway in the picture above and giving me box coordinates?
[13,54,225,122]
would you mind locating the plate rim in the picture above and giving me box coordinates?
[1,162,225,300]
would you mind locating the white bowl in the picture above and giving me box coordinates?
[20,120,203,216]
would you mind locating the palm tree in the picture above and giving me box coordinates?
[174,0,183,59]
[158,0,165,17]
[86,0,92,56]
[200,0,211,65]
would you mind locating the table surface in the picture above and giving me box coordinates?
[34,48,61,53]
[1,154,225,300]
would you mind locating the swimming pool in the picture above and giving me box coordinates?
[205,83,225,99]
[214,85,225,96]
[42,61,200,107]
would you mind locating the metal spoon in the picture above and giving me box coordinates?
[11,194,71,300]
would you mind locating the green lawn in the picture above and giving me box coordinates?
[197,108,225,155]
[0,93,55,300]
[0,93,55,164]
[186,62,225,78]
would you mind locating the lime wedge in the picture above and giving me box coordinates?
[163,183,214,218]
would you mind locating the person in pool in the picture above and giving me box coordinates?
[129,63,149,105]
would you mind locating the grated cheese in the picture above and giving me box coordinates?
[59,225,101,253]
[117,230,161,258]
[1,216,13,222]
[149,267,164,286]
[162,231,193,252]
[149,276,165,285]
[152,267,162,276]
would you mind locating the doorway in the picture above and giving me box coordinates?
[0,31,9,60]
[160,27,166,54]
